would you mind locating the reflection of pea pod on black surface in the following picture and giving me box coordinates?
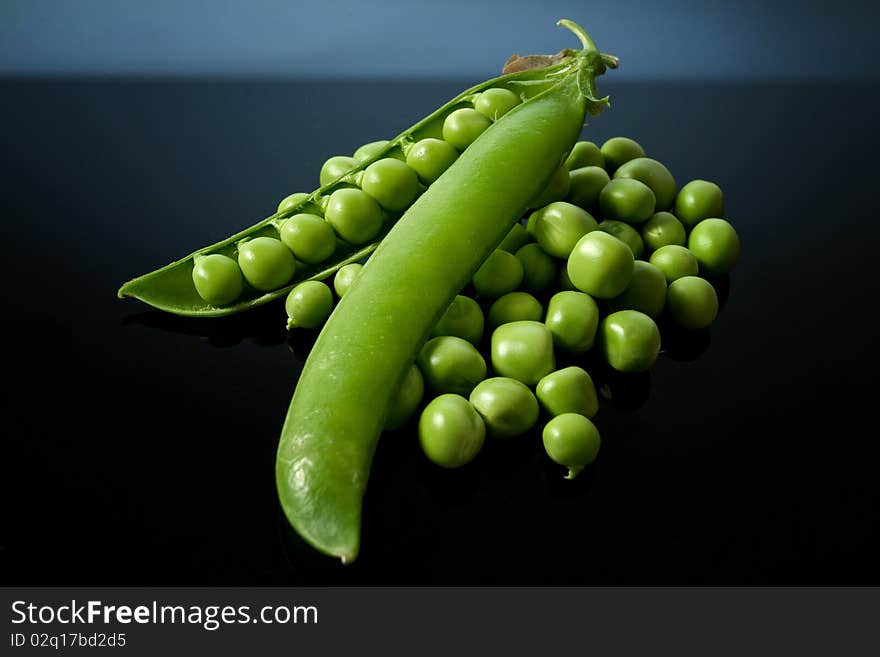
[276,20,616,562]
[116,31,618,318]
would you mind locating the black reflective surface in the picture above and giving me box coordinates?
[3,78,879,584]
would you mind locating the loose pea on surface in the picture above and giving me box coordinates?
[688,218,740,276]
[405,138,459,184]
[515,243,557,293]
[237,236,296,291]
[565,141,604,170]
[192,253,243,305]
[285,280,333,329]
[542,413,601,479]
[567,231,634,299]
[567,165,610,211]
[487,291,543,328]
[675,180,724,229]
[384,363,425,430]
[642,211,686,252]
[361,158,420,212]
[599,177,656,224]
[417,335,487,396]
[474,88,521,120]
[598,310,661,373]
[319,155,357,187]
[431,294,484,345]
[528,201,597,259]
[529,165,572,209]
[614,157,677,210]
[491,320,556,386]
[536,366,599,418]
[280,213,337,264]
[352,140,390,164]
[469,377,539,438]
[649,244,699,284]
[598,219,644,259]
[333,262,363,297]
[277,192,311,214]
[324,188,384,244]
[666,276,719,329]
[472,249,524,298]
[442,107,491,151]
[545,290,599,353]
[600,136,646,173]
[419,394,486,468]
[610,260,667,318]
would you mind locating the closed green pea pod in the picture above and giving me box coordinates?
[276,20,615,561]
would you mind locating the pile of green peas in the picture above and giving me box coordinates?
[191,85,528,310]
[285,134,739,479]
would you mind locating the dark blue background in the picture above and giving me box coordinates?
[2,4,880,584]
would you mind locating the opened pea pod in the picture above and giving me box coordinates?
[117,32,617,318]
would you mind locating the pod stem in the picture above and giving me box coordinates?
[557,19,598,55]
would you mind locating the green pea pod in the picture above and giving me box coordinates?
[116,31,617,318]
[277,20,616,562]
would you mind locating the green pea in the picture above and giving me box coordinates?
[431,294,484,345]
[599,178,656,224]
[600,136,646,173]
[472,249,523,298]
[474,88,521,120]
[609,260,666,318]
[649,244,699,284]
[319,155,356,187]
[567,165,610,211]
[487,291,543,328]
[614,157,677,210]
[527,201,597,259]
[405,138,459,184]
[490,320,555,386]
[498,222,531,254]
[598,310,661,373]
[529,164,572,209]
[598,219,644,259]
[666,276,719,329]
[565,141,604,170]
[361,158,420,212]
[277,192,311,214]
[674,180,724,229]
[384,364,424,430]
[542,413,601,479]
[419,394,485,468]
[333,262,363,297]
[352,140,390,164]
[642,211,686,252]
[285,280,333,329]
[469,377,539,438]
[536,366,599,418]
[515,243,557,293]
[324,188,384,244]
[567,231,634,299]
[192,254,243,305]
[417,336,487,396]
[279,213,337,264]
[688,218,740,276]
[442,108,491,151]
[558,266,577,291]
[237,236,296,291]
[544,290,599,353]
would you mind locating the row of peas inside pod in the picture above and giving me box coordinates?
[283,135,740,479]
[189,87,526,308]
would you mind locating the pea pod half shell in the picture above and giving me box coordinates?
[116,27,616,318]
[276,20,616,562]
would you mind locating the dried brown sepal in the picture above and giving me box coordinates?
[502,48,575,74]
